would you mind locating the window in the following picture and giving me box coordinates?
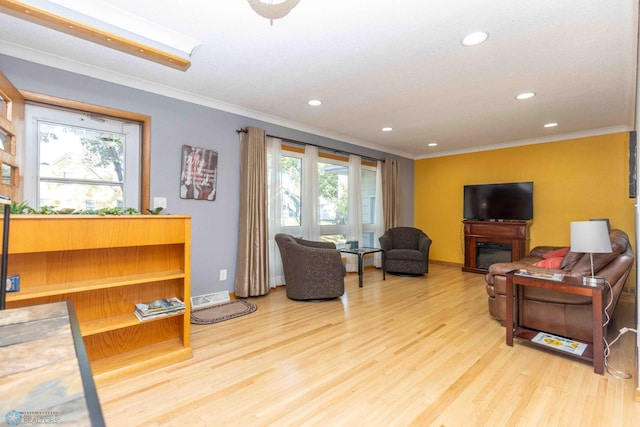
[25,103,141,211]
[318,159,349,243]
[271,142,380,247]
[281,154,302,227]
[267,138,382,284]
[361,166,378,247]
[0,128,7,151]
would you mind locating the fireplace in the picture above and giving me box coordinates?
[462,220,530,274]
[476,242,512,269]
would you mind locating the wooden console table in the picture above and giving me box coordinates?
[505,272,604,375]
[0,301,105,425]
[462,220,530,273]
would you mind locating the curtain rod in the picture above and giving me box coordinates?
[236,128,383,163]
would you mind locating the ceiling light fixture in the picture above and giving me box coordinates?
[0,0,202,70]
[382,127,393,132]
[307,99,322,106]
[461,31,489,47]
[428,142,438,147]
[544,122,559,128]
[516,92,536,100]
[247,0,300,26]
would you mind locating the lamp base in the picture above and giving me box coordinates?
[582,276,605,287]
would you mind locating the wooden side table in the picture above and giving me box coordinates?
[505,272,605,375]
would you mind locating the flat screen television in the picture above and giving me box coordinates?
[463,182,533,221]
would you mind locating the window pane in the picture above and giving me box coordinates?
[40,182,123,210]
[39,121,125,183]
[281,155,301,227]
[361,168,376,224]
[362,231,376,247]
[37,120,126,209]
[0,128,7,151]
[318,161,348,225]
[1,163,11,185]
[321,234,347,245]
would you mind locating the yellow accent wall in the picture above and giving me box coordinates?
[414,132,635,268]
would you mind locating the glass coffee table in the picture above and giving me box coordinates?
[339,247,384,287]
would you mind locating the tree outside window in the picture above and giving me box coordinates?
[38,121,126,210]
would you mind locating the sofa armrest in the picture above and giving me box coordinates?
[487,259,539,277]
[418,234,432,255]
[296,237,336,250]
[379,233,392,251]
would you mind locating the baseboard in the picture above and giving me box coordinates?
[429,259,463,268]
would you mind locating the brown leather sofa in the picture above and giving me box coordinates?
[485,228,634,342]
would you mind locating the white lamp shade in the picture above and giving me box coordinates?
[570,221,612,253]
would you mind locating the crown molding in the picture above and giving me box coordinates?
[0,41,414,160]
[415,126,633,160]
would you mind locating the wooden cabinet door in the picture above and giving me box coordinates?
[0,71,23,201]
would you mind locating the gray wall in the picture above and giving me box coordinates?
[0,54,414,297]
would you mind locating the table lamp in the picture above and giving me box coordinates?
[570,221,612,287]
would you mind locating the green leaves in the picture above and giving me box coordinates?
[9,201,141,215]
[146,207,164,215]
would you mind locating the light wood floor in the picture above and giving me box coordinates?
[97,264,640,426]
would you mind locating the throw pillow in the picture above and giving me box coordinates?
[533,257,563,269]
[542,247,569,259]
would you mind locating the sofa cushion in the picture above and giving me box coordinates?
[533,257,563,269]
[543,247,569,259]
[386,248,424,262]
[559,250,584,270]
[392,231,419,249]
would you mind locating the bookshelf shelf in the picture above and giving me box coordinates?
[2,215,192,386]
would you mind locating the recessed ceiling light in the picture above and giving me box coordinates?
[461,32,489,47]
[428,142,438,147]
[544,122,558,128]
[516,92,536,100]
[382,127,393,132]
[307,99,322,106]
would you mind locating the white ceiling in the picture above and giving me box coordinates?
[0,0,637,159]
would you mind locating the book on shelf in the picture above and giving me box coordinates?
[135,297,185,319]
[134,308,185,322]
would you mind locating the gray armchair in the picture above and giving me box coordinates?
[275,234,346,300]
[379,227,432,275]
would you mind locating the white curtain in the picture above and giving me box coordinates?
[302,145,320,241]
[346,154,362,272]
[374,160,385,268]
[266,137,284,288]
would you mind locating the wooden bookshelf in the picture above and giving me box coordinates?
[2,215,192,386]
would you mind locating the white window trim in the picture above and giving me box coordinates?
[24,103,141,209]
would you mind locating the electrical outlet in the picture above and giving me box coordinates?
[220,269,227,281]
[153,197,167,210]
